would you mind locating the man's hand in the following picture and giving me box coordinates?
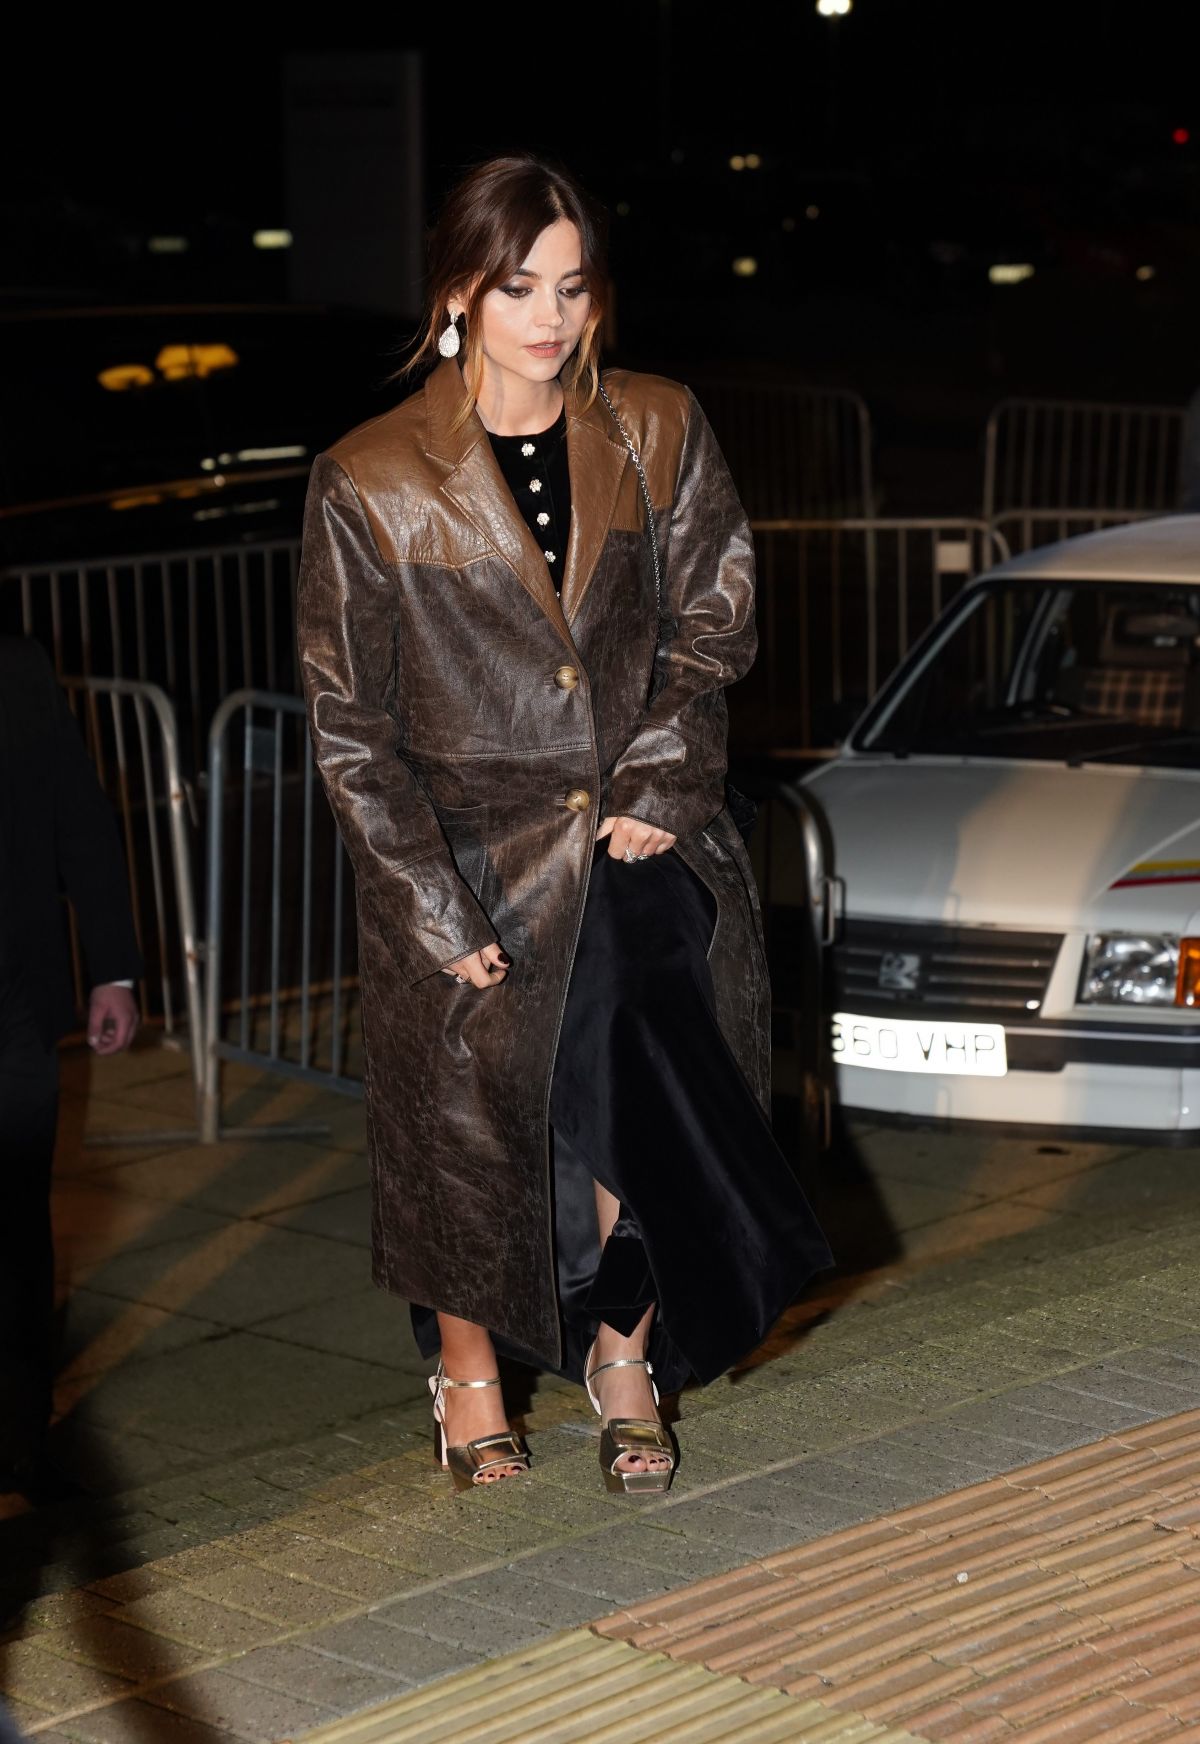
[596,815,677,860]
[87,984,139,1054]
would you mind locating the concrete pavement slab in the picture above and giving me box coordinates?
[51,1187,229,1278]
[55,1701,244,1742]
[44,1426,209,1499]
[0,1641,136,1716]
[849,1128,1129,1196]
[261,1187,372,1247]
[211,1642,397,1717]
[75,1223,372,1327]
[298,1616,472,1683]
[105,1588,281,1653]
[30,1615,208,1682]
[857,1174,991,1233]
[367,1590,556,1658]
[48,1334,415,1463]
[142,1665,335,1741]
[99,1144,367,1220]
[249,1290,427,1374]
[57,1293,224,1382]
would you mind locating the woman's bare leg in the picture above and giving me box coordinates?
[435,1312,524,1480]
[588,1184,672,1475]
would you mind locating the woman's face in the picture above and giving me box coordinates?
[452,218,591,386]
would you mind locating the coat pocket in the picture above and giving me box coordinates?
[434,802,489,902]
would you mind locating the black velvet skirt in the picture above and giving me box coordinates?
[545,838,832,1393]
[412,838,832,1390]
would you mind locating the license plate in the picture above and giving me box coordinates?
[832,1012,1008,1076]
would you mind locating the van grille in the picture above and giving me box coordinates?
[832,920,1062,1016]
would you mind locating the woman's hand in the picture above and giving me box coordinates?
[441,942,510,988]
[596,815,677,861]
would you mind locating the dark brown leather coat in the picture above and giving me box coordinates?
[297,356,770,1368]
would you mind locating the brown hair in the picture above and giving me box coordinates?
[402,153,609,430]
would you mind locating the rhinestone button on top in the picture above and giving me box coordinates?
[554,665,579,690]
[529,478,542,493]
[521,442,535,457]
[537,511,550,526]
[564,787,591,811]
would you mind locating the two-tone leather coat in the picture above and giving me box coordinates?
[296,355,770,1369]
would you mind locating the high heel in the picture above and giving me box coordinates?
[428,1362,530,1492]
[585,1340,676,1496]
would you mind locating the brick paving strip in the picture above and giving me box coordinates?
[295,1409,1200,1743]
[8,1196,1200,1737]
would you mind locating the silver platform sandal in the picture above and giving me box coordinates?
[428,1363,530,1492]
[584,1341,677,1495]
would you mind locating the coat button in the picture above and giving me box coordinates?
[554,665,580,690]
[564,788,591,812]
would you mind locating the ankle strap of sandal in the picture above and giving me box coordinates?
[436,1370,501,1391]
[588,1357,653,1382]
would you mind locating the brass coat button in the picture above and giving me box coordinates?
[564,788,591,812]
[554,665,580,691]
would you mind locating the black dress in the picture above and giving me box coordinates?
[478,404,833,1394]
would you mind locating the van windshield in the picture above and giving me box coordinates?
[856,579,1200,770]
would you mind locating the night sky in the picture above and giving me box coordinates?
[8,3,1195,231]
[4,0,1199,521]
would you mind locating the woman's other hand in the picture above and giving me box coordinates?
[596,815,677,860]
[441,942,510,987]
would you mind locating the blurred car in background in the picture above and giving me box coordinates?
[806,516,1200,1138]
[0,304,408,567]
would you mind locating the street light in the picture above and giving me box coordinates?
[816,0,852,15]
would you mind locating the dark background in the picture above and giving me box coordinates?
[3,1,1199,530]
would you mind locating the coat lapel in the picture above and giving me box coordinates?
[423,356,629,639]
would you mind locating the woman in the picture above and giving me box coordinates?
[297,154,831,1496]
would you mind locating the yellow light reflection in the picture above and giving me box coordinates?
[98,364,155,393]
[155,343,239,381]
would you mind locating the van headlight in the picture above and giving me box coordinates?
[1079,933,1179,1005]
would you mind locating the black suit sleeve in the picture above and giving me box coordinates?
[47,663,144,989]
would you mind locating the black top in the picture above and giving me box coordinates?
[486,405,570,597]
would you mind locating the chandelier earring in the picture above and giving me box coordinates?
[438,311,463,358]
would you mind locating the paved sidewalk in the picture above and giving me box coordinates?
[3,1038,1200,1738]
[301,1407,1200,1742]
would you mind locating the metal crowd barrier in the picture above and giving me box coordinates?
[200,690,358,1144]
[2,539,302,780]
[738,518,1008,754]
[691,376,875,520]
[983,398,1186,523]
[197,685,837,1152]
[62,676,205,1143]
[990,506,1157,556]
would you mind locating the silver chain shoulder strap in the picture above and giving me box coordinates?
[597,381,665,625]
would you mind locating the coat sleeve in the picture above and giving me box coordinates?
[604,387,757,841]
[296,454,499,985]
[46,658,144,989]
